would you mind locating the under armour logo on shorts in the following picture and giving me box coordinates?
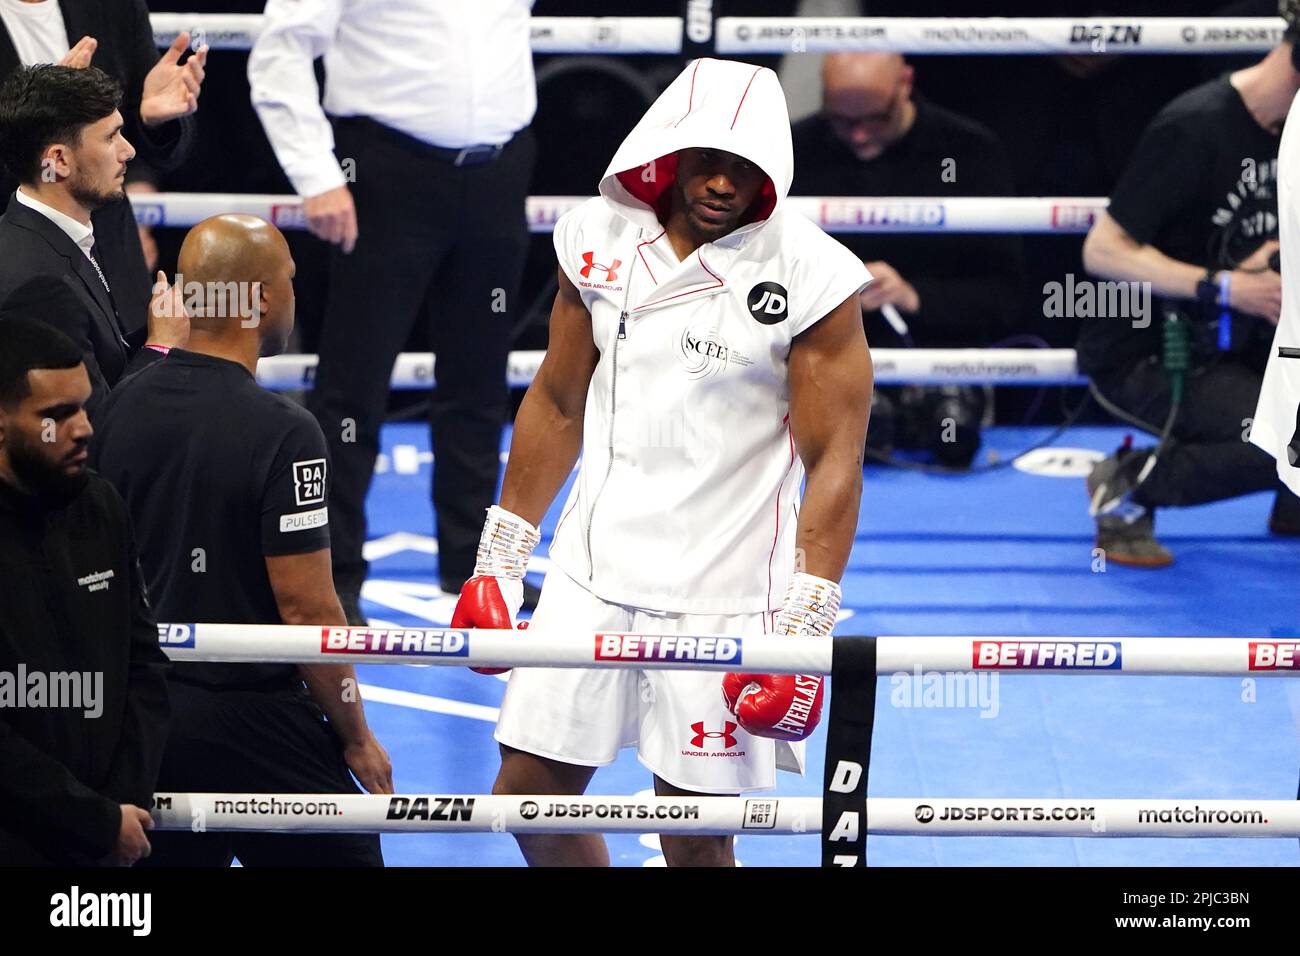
[690,720,739,750]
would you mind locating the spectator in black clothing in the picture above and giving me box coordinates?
[0,0,205,336]
[859,1,1228,351]
[0,64,190,422]
[0,318,170,866]
[1080,33,1300,567]
[790,52,1023,465]
[93,215,391,866]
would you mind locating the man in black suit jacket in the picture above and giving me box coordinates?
[0,65,189,420]
[0,0,203,337]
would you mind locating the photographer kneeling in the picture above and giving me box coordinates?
[1077,10,1300,567]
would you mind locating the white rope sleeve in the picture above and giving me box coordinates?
[156,626,1300,677]
[130,193,1109,234]
[151,793,1300,837]
[148,14,1283,55]
[249,348,1087,392]
[715,16,1285,54]
[149,15,685,53]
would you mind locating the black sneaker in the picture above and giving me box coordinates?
[338,590,368,626]
[1086,443,1173,568]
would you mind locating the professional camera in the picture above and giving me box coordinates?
[867,384,985,468]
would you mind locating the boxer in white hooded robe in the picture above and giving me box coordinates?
[453,58,873,866]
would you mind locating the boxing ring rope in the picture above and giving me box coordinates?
[151,626,1300,844]
[715,17,1286,55]
[131,193,1107,234]
[147,13,1285,56]
[149,14,686,54]
[150,793,1300,838]
[252,348,1086,390]
[159,625,1300,676]
[135,190,1098,389]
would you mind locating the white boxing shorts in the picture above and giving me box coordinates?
[495,567,803,794]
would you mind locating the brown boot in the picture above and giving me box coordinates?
[1094,512,1174,568]
[1086,446,1174,568]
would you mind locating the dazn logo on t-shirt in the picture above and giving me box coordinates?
[292,459,327,506]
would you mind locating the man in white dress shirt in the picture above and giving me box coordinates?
[249,0,538,620]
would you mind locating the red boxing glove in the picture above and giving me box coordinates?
[454,505,539,675]
[722,572,840,741]
[722,672,824,741]
[452,575,518,675]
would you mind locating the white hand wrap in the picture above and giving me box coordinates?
[772,572,841,637]
[472,505,540,581]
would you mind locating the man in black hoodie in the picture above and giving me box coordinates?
[0,318,169,865]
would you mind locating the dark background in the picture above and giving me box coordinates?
[138,0,1277,420]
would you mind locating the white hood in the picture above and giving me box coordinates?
[597,58,793,240]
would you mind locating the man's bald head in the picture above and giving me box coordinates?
[820,53,915,161]
[176,214,296,354]
[179,214,289,296]
[823,53,905,100]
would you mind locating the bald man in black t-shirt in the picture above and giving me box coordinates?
[93,214,393,866]
[790,52,1024,466]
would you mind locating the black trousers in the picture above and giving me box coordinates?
[309,119,536,593]
[141,682,383,867]
[1096,355,1300,517]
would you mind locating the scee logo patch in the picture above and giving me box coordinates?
[292,459,327,506]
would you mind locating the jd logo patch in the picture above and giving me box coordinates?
[748,282,788,324]
[292,459,327,506]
